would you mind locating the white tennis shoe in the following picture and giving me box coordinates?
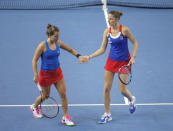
[129,96,136,114]
[61,115,75,126]
[98,113,112,124]
[30,104,43,118]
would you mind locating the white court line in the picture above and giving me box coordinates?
[0,103,173,107]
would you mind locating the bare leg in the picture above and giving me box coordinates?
[104,70,115,114]
[33,85,51,108]
[33,96,41,108]
[54,78,68,116]
[118,80,133,101]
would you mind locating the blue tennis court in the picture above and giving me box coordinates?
[0,0,173,131]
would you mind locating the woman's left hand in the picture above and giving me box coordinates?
[129,56,136,65]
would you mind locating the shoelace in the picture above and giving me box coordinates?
[101,114,109,119]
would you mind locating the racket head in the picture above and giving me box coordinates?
[118,64,132,85]
[40,96,59,118]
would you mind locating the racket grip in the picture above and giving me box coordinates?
[37,84,42,91]
[128,62,131,65]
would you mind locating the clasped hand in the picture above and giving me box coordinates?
[78,56,90,63]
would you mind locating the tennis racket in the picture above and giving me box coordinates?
[118,63,132,85]
[37,84,59,118]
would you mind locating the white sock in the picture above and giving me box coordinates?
[105,112,111,116]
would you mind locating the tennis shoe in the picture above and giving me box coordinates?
[129,96,136,114]
[61,115,75,126]
[30,104,43,118]
[98,113,112,124]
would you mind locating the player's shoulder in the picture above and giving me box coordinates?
[38,41,46,49]
[104,28,109,35]
[57,40,62,44]
[57,40,64,47]
[121,25,131,36]
[121,25,130,32]
[104,28,109,32]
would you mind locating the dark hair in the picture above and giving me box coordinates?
[46,24,59,36]
[109,10,123,19]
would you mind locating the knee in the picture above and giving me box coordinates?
[119,87,126,94]
[60,91,67,99]
[104,84,111,94]
[42,94,49,100]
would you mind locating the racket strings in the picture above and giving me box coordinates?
[119,66,131,85]
[41,98,59,118]
[119,66,130,74]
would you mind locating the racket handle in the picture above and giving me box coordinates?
[128,62,132,66]
[37,84,42,91]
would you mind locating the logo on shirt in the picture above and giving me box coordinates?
[108,37,112,44]
[57,49,60,56]
[120,36,123,40]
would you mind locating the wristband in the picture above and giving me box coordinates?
[76,54,81,58]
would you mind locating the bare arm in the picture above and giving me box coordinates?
[123,27,138,64]
[32,42,44,83]
[89,28,109,59]
[58,40,79,57]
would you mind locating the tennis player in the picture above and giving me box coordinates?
[30,24,82,126]
[80,10,138,123]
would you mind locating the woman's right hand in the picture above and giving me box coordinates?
[79,56,90,64]
[33,74,39,84]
